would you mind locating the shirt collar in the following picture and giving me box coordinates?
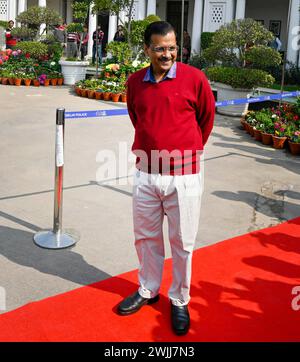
[143,62,177,83]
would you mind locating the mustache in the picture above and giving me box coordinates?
[159,57,172,61]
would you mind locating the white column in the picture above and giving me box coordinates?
[147,0,156,16]
[191,0,203,54]
[108,13,117,43]
[235,0,246,20]
[9,0,17,22]
[225,0,234,23]
[18,0,27,14]
[119,11,126,26]
[287,0,300,65]
[138,0,146,20]
[88,5,97,58]
[66,0,73,24]
[39,0,46,36]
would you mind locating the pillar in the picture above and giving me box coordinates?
[191,0,203,54]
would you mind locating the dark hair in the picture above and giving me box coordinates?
[144,21,176,47]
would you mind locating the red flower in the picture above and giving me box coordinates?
[25,53,30,58]
[294,115,299,121]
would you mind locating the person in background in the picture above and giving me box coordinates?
[182,30,191,64]
[79,25,89,60]
[92,25,104,65]
[53,23,67,53]
[270,32,282,51]
[66,27,79,58]
[5,20,17,49]
[113,25,125,42]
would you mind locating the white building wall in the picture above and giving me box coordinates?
[245,0,289,51]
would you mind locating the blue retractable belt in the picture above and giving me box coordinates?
[65,91,300,119]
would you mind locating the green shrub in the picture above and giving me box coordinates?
[205,66,275,89]
[14,41,48,59]
[203,18,277,69]
[245,45,282,68]
[0,20,8,29]
[11,27,36,41]
[66,22,84,33]
[188,53,208,70]
[201,32,214,51]
[106,41,132,64]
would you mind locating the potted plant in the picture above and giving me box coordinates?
[203,18,282,116]
[272,120,287,149]
[288,131,300,155]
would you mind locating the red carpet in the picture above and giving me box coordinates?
[0,218,300,342]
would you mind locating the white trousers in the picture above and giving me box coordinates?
[133,169,203,306]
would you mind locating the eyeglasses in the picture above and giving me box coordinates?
[150,45,179,53]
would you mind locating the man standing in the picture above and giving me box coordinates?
[117,21,215,336]
[92,25,104,65]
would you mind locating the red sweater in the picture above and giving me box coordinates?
[127,62,215,175]
[5,29,17,47]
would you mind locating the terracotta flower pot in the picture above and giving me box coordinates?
[111,93,120,102]
[8,77,15,85]
[88,90,95,99]
[240,118,247,130]
[272,135,287,149]
[95,92,102,100]
[288,141,300,155]
[23,79,31,86]
[75,87,82,96]
[44,79,50,86]
[57,78,64,85]
[244,122,250,134]
[261,132,273,145]
[103,92,111,101]
[81,89,87,97]
[248,125,255,137]
[14,78,22,86]
[253,129,262,142]
[1,78,8,85]
[33,79,40,87]
[50,78,58,86]
[121,93,127,103]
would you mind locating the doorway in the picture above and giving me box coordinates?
[166,1,189,41]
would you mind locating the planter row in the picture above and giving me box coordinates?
[240,118,300,156]
[75,87,127,103]
[0,77,64,86]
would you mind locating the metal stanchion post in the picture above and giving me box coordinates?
[33,108,77,249]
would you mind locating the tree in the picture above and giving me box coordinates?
[203,18,281,69]
[13,6,62,41]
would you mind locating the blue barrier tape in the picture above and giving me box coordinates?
[216,90,300,107]
[65,91,300,119]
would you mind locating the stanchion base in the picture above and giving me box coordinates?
[33,230,77,249]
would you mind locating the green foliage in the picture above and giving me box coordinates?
[11,27,37,41]
[145,14,161,23]
[46,41,64,62]
[245,45,282,68]
[72,0,89,24]
[16,6,61,27]
[205,66,275,89]
[66,22,84,33]
[15,6,62,40]
[0,20,8,29]
[14,41,48,59]
[203,18,275,68]
[106,41,132,63]
[201,32,214,51]
[188,53,208,70]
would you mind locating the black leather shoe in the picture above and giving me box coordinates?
[117,291,159,315]
[171,303,190,335]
